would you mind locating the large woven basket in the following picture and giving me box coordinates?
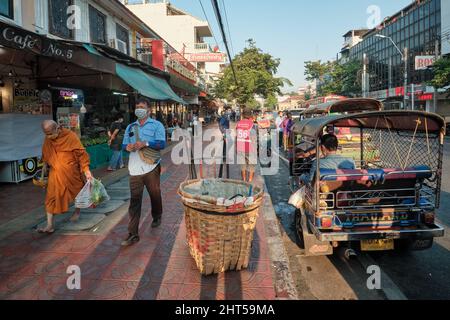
[178,179,264,276]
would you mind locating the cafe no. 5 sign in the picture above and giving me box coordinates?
[0,21,74,61]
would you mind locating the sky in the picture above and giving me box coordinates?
[168,0,413,92]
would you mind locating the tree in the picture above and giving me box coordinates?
[430,57,450,91]
[265,94,278,110]
[304,59,362,97]
[213,39,292,107]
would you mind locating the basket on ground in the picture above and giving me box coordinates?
[178,179,264,276]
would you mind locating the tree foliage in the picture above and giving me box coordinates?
[213,39,292,107]
[304,59,362,97]
[430,57,450,90]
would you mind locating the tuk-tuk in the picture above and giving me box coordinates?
[290,110,445,256]
[289,99,384,175]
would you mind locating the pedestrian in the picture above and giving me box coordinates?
[121,98,166,246]
[281,112,294,152]
[38,120,93,234]
[219,111,230,136]
[275,111,284,150]
[236,109,257,183]
[107,113,125,171]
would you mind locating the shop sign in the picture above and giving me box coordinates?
[186,53,225,63]
[415,56,436,70]
[13,88,52,115]
[0,21,74,61]
[166,57,196,82]
[418,93,433,101]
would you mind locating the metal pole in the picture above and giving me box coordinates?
[411,83,415,111]
[433,39,440,113]
[388,56,393,91]
[404,47,408,110]
[363,53,367,98]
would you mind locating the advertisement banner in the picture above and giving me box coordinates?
[186,53,225,63]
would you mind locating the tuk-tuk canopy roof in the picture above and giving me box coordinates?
[303,98,383,116]
[293,111,445,138]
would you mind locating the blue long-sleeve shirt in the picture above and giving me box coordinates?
[122,118,166,151]
[301,154,356,184]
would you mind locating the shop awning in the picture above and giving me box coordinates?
[169,74,200,95]
[115,63,186,104]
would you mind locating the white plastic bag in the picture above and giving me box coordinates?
[289,186,306,209]
[75,180,93,209]
[75,179,110,209]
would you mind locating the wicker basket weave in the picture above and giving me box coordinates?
[179,179,264,275]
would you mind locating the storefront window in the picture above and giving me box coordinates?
[0,0,13,19]
[49,0,74,39]
[89,5,107,44]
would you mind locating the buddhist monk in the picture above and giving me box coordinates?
[38,120,93,234]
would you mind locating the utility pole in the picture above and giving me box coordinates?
[404,47,409,110]
[433,38,440,113]
[388,56,393,92]
[362,53,368,98]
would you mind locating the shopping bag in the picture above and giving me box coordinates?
[75,180,93,209]
[75,179,110,209]
[90,178,110,208]
[289,186,306,209]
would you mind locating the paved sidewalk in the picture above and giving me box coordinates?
[0,127,297,300]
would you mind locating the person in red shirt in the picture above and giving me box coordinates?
[236,109,257,183]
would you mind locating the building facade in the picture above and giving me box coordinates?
[124,0,226,93]
[340,0,448,115]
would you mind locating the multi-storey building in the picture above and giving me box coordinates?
[124,0,227,93]
[0,0,192,182]
[339,0,449,115]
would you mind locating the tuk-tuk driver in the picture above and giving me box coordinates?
[300,134,356,184]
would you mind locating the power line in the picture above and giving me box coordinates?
[211,0,238,85]
[198,0,220,49]
[220,0,234,57]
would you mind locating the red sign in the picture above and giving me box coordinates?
[187,53,225,63]
[418,93,433,101]
[151,40,164,71]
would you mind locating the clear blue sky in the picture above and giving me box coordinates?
[169,0,412,92]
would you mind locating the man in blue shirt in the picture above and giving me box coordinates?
[219,111,230,135]
[301,134,356,184]
[121,98,167,246]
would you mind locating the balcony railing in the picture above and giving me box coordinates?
[194,43,211,52]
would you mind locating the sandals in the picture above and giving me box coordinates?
[37,228,55,235]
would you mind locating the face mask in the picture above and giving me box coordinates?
[135,109,148,120]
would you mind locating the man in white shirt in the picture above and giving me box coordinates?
[275,111,285,150]
[121,98,167,246]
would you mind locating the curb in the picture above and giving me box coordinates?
[256,170,299,300]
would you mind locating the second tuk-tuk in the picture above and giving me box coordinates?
[289,110,445,256]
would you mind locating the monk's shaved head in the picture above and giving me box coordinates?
[42,120,58,131]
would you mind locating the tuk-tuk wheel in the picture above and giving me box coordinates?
[395,238,434,252]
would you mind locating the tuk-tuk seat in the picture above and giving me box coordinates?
[319,166,432,182]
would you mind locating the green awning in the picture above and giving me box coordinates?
[115,63,186,104]
[169,74,200,95]
[83,43,102,56]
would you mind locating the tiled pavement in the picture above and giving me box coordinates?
[0,129,282,300]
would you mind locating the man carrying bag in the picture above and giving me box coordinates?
[121,98,166,247]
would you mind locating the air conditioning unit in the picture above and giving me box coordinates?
[139,53,152,65]
[116,39,128,54]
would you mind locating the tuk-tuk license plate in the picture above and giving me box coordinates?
[361,239,394,251]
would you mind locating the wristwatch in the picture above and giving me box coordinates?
[146,142,149,147]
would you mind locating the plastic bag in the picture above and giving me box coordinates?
[75,179,110,209]
[289,186,305,209]
[90,178,110,208]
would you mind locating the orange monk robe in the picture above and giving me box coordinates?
[42,128,90,214]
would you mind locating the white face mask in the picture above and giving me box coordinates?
[135,108,148,120]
